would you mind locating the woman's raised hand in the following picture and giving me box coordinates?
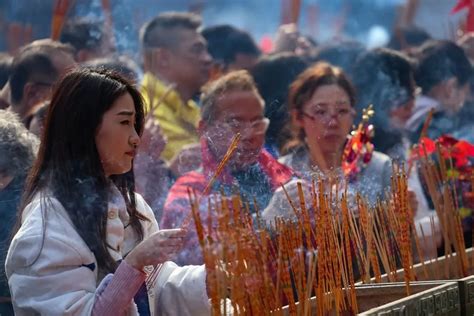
[125,228,186,270]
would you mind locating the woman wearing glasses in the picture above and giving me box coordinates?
[277,62,393,207]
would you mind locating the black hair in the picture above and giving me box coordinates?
[201,24,260,67]
[84,56,141,83]
[18,68,147,274]
[415,40,472,94]
[251,52,308,151]
[60,19,104,51]
[388,25,431,51]
[353,48,415,153]
[311,40,366,79]
[9,50,58,104]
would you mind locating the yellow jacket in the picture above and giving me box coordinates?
[141,72,200,162]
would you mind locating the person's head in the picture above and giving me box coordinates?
[311,40,366,79]
[201,24,260,76]
[0,110,38,183]
[353,48,417,131]
[8,50,58,119]
[200,70,267,170]
[20,68,146,273]
[60,19,108,62]
[415,40,472,112]
[251,52,308,151]
[140,12,212,98]
[388,25,431,53]
[0,53,13,89]
[20,39,77,76]
[84,55,142,84]
[288,62,356,157]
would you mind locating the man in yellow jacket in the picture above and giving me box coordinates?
[140,12,212,163]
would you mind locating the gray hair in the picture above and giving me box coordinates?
[200,70,264,124]
[0,110,39,177]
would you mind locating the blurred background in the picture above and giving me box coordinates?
[0,0,466,56]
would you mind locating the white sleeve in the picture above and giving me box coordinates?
[6,233,97,316]
[135,192,159,235]
[135,193,210,315]
[154,262,210,316]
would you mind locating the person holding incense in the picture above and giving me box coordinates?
[140,12,212,166]
[251,52,308,158]
[352,48,418,161]
[353,49,444,259]
[84,56,173,221]
[279,62,392,205]
[161,70,294,265]
[263,62,422,228]
[5,69,210,315]
[406,40,472,141]
[202,24,261,77]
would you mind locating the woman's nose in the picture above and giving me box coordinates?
[130,129,140,147]
[327,116,339,127]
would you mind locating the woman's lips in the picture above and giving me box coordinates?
[125,150,136,157]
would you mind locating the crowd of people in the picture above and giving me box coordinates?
[0,8,473,316]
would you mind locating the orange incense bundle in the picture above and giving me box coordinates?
[180,134,241,230]
[51,0,72,40]
[280,0,301,25]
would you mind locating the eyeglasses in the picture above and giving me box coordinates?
[221,117,270,135]
[301,106,355,123]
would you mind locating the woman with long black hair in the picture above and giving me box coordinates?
[5,68,209,315]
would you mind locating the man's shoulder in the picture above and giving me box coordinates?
[170,170,207,193]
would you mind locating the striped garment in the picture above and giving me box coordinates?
[160,138,293,265]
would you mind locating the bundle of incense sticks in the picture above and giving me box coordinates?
[51,0,73,40]
[187,153,473,314]
[146,133,241,289]
[417,140,470,278]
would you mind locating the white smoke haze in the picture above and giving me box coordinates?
[1,0,467,53]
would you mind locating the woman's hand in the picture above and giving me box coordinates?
[125,228,186,270]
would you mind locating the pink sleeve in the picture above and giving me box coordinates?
[91,260,146,316]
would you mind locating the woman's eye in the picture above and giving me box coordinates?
[339,109,350,114]
[315,110,326,115]
[120,120,130,125]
